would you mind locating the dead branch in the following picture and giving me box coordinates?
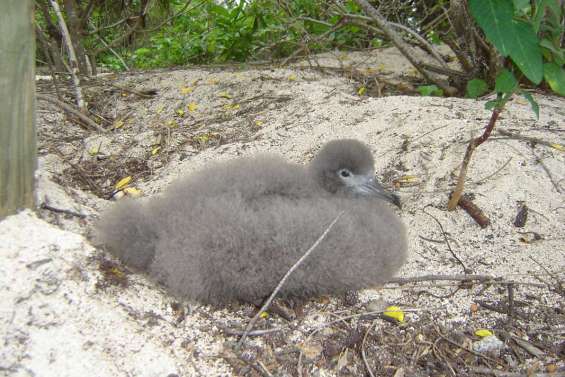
[471,367,562,377]
[361,321,379,377]
[37,94,106,133]
[435,329,504,365]
[94,35,130,71]
[40,202,87,219]
[35,24,63,100]
[92,0,153,56]
[110,84,157,98]
[534,155,563,194]
[474,157,512,184]
[222,327,283,337]
[139,0,205,34]
[353,0,457,95]
[448,107,503,210]
[495,129,564,150]
[387,274,494,285]
[49,0,86,112]
[422,206,469,273]
[454,193,491,228]
[237,211,345,348]
[281,18,347,66]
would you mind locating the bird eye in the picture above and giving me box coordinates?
[339,169,351,178]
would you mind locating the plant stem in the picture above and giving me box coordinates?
[447,107,502,211]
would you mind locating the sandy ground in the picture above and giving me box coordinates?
[2,48,564,376]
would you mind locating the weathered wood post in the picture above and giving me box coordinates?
[0,1,37,219]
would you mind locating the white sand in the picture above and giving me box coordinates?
[3,49,564,376]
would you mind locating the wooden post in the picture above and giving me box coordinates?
[0,1,37,219]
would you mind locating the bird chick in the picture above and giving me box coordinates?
[95,139,407,305]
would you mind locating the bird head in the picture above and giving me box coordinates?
[309,139,401,207]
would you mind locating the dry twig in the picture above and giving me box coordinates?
[422,206,469,273]
[448,107,503,210]
[37,94,106,133]
[455,193,491,228]
[48,0,86,111]
[353,0,457,95]
[361,321,379,377]
[237,211,345,348]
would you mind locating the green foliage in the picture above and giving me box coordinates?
[543,63,565,95]
[94,0,372,69]
[417,85,443,97]
[495,69,519,93]
[466,79,489,98]
[426,30,441,45]
[469,0,564,95]
[469,0,515,56]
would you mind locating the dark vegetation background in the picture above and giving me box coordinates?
[34,0,565,98]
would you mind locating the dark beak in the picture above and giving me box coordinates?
[358,176,402,208]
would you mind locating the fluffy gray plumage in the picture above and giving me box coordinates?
[95,139,407,305]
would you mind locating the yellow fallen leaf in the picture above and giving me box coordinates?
[123,187,142,197]
[176,109,185,117]
[218,91,232,99]
[194,134,210,143]
[259,311,269,319]
[115,176,132,190]
[475,329,494,337]
[383,306,405,322]
[187,102,198,112]
[113,119,124,129]
[88,146,99,156]
[377,64,386,71]
[394,175,420,188]
[151,146,161,155]
[288,74,297,81]
[180,86,193,95]
[223,103,240,110]
[166,119,178,128]
[549,143,564,151]
[110,266,125,278]
[358,86,367,96]
[396,175,418,182]
[254,120,264,127]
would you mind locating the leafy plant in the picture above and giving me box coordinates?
[449,0,563,211]
[468,0,565,96]
[417,84,443,97]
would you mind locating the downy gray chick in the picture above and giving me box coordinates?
[95,139,407,305]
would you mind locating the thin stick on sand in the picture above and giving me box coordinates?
[237,211,345,348]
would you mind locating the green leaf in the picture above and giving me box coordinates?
[466,79,489,98]
[495,69,518,93]
[539,38,564,61]
[513,0,531,14]
[522,92,540,118]
[417,85,443,97]
[544,63,565,95]
[427,30,441,45]
[469,0,514,56]
[485,99,500,110]
[533,0,562,33]
[507,20,543,84]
